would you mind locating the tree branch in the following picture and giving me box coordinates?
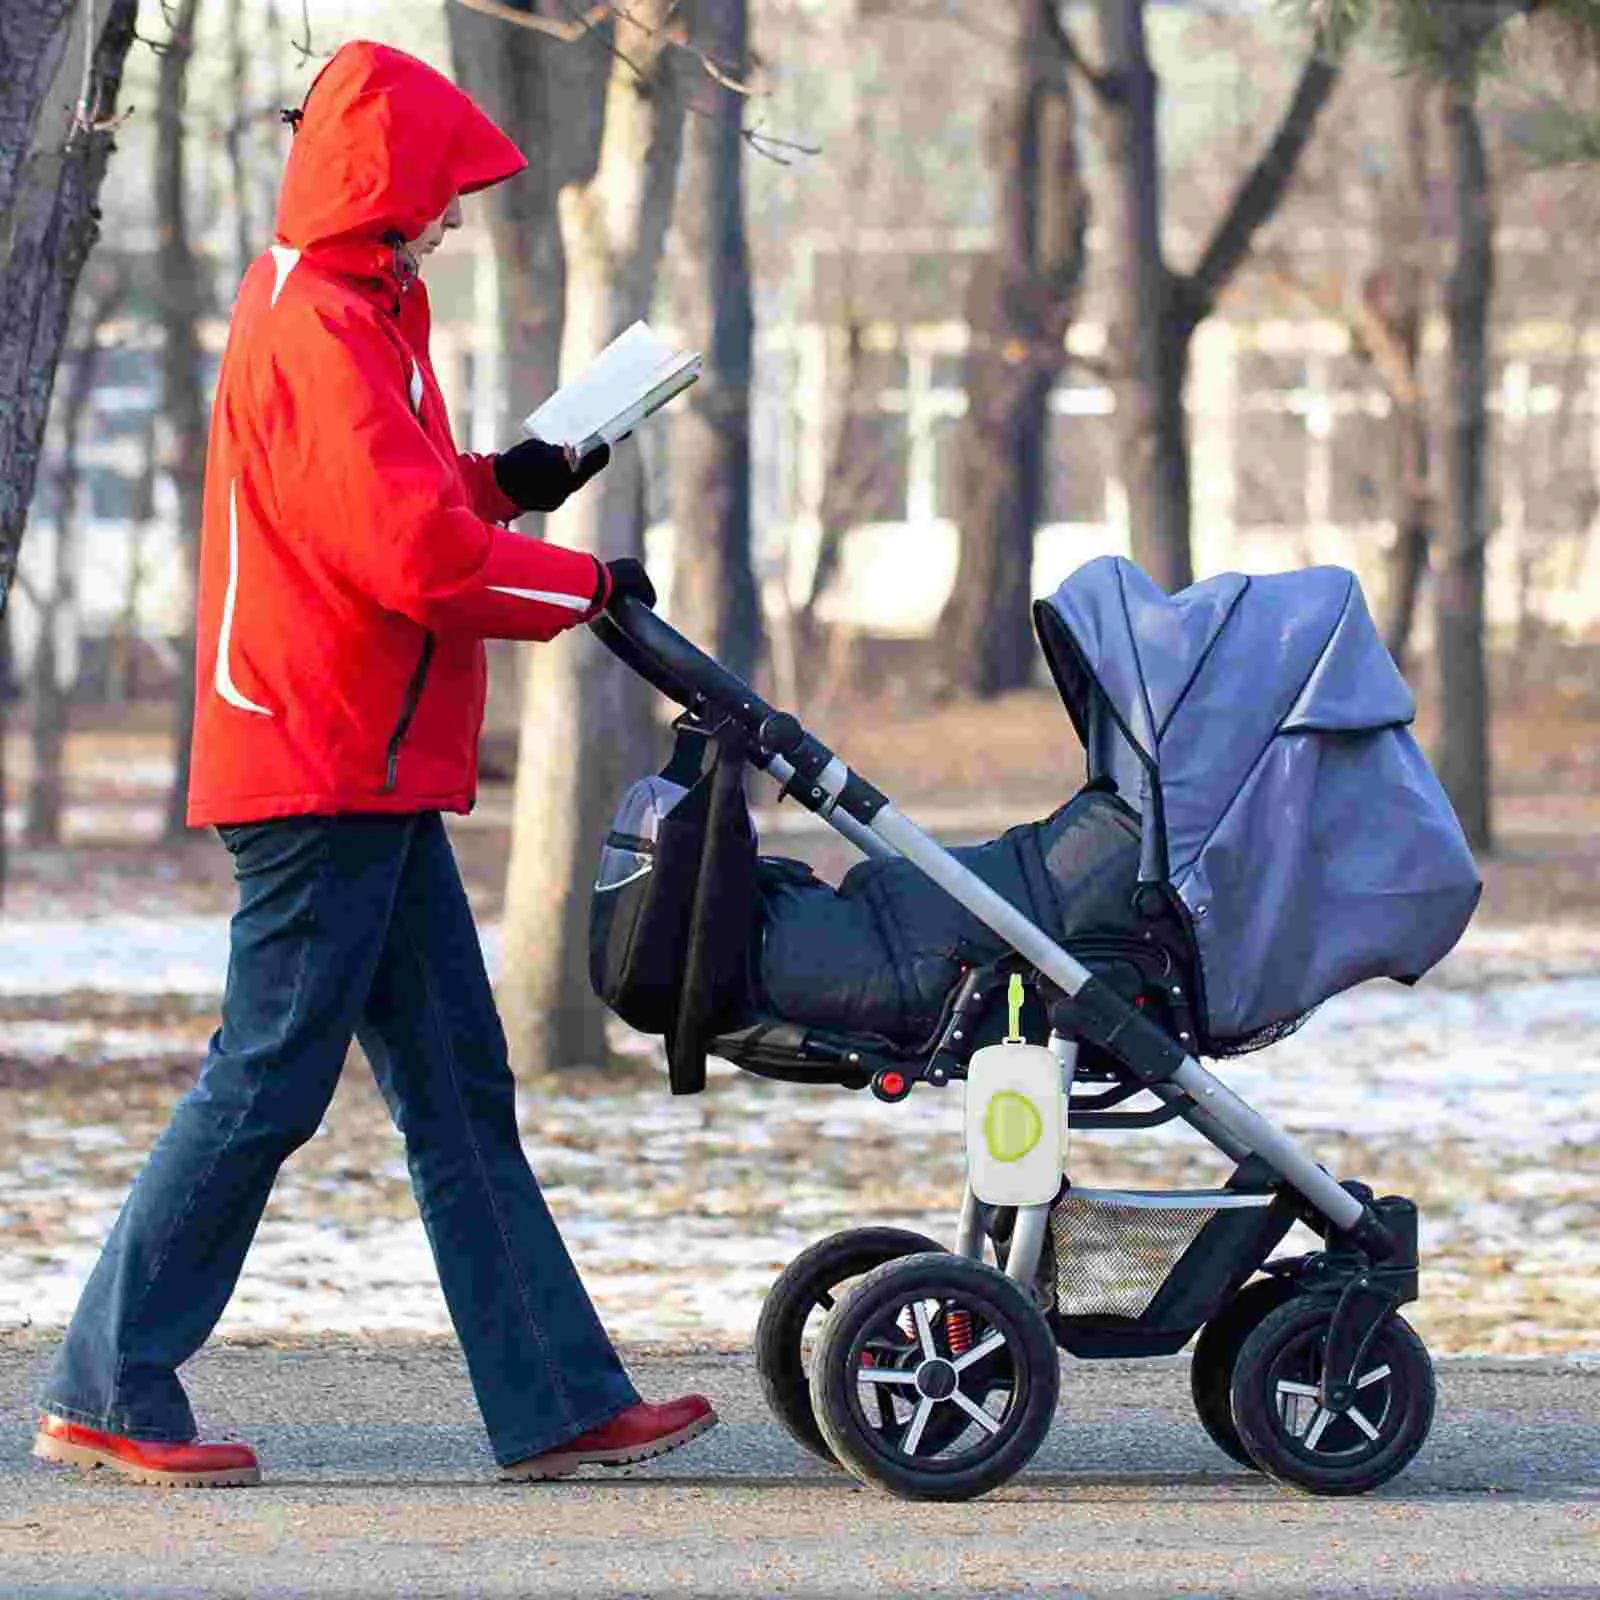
[1178,36,1343,329]
[1259,241,1424,407]
[290,0,320,63]
[1041,0,1113,102]
[451,0,610,44]
[1063,349,1115,383]
[451,0,816,165]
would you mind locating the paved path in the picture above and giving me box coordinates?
[0,1340,1594,1598]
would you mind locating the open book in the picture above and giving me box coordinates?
[522,321,702,460]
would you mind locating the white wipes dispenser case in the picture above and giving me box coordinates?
[964,976,1064,1207]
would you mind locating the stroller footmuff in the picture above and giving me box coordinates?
[754,787,1141,1043]
[591,728,1156,1084]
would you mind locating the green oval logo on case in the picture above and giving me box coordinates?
[984,1091,1042,1163]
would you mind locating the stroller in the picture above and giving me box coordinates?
[587,555,1481,1502]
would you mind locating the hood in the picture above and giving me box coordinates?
[275,41,526,257]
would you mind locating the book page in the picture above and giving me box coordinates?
[523,321,700,453]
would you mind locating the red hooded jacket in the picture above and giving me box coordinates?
[187,41,608,827]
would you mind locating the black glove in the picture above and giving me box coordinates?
[492,439,611,513]
[603,556,657,614]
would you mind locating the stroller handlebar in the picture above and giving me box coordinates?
[588,595,781,741]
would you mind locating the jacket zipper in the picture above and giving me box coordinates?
[383,633,436,792]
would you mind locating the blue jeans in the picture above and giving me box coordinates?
[41,812,639,1466]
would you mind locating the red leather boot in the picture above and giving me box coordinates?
[501,1394,717,1480]
[33,1414,261,1487]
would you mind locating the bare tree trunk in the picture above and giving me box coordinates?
[27,502,74,846]
[109,410,158,707]
[260,0,286,236]
[448,2,609,424]
[1366,77,1434,668]
[667,0,761,681]
[1090,0,1190,593]
[1386,399,1432,666]
[26,270,126,844]
[1435,39,1494,852]
[938,0,1086,699]
[0,0,139,611]
[1085,0,1340,593]
[501,4,686,1076]
[224,0,254,282]
[802,319,863,628]
[0,607,11,908]
[797,91,877,649]
[157,0,209,841]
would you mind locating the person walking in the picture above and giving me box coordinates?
[32,39,714,1487]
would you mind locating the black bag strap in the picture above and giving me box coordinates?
[666,728,753,1095]
[660,717,712,789]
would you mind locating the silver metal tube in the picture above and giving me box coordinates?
[872,807,1360,1231]
[1146,1080,1252,1164]
[765,776,1363,1236]
[1171,1059,1364,1230]
[1004,1203,1052,1290]
[868,806,1095,996]
[1048,1031,1079,1092]
[954,1185,984,1261]
[761,755,895,860]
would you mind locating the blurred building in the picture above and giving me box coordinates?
[745,229,1600,643]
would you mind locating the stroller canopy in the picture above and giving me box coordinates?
[1033,557,1481,1049]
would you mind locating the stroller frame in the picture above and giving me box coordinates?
[592,597,1428,1497]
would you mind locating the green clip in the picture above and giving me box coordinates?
[1006,973,1025,1042]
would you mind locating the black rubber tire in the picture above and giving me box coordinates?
[1189,1276,1299,1468]
[810,1252,1058,1502]
[1230,1297,1436,1496]
[755,1227,945,1464]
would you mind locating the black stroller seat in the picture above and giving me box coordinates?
[752,786,1143,1045]
[592,733,1203,1094]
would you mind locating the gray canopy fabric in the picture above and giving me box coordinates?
[1034,556,1482,1047]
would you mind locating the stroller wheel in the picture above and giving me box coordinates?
[810,1252,1058,1501]
[1229,1297,1436,1495]
[756,1227,945,1465]
[1189,1275,1298,1468]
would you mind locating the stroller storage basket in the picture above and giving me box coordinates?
[1049,1188,1275,1320]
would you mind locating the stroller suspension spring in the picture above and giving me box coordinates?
[945,1307,975,1356]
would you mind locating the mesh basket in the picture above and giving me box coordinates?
[1049,1188,1230,1319]
[1205,1006,1317,1059]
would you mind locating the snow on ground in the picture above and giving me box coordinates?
[0,915,231,996]
[3,908,1596,999]
[2,803,167,845]
[1,918,1596,1353]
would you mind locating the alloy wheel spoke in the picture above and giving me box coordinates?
[1303,1407,1334,1452]
[901,1397,935,1456]
[858,1367,919,1386]
[952,1330,1006,1372]
[1276,1380,1320,1400]
[911,1300,938,1362]
[1356,1364,1392,1390]
[1347,1405,1382,1442]
[950,1388,1003,1436]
